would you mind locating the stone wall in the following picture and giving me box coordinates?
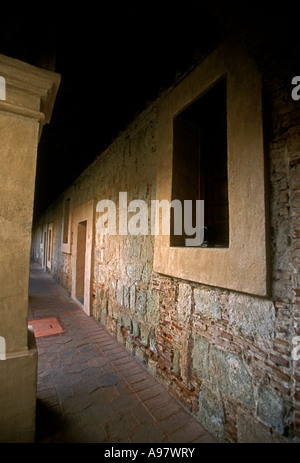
[32,38,300,442]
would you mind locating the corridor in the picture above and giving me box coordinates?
[28,263,217,443]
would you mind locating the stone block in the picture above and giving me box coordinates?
[117,280,123,305]
[142,262,152,284]
[124,286,130,309]
[209,347,254,408]
[121,312,132,331]
[257,385,285,434]
[149,328,157,354]
[198,385,225,442]
[126,334,134,354]
[192,334,210,379]
[227,293,275,339]
[116,325,124,344]
[107,299,113,318]
[100,306,107,326]
[125,235,142,259]
[126,262,143,282]
[135,346,146,364]
[109,277,117,299]
[148,358,157,376]
[140,323,150,346]
[236,409,282,443]
[132,319,140,338]
[147,290,160,325]
[130,285,136,313]
[194,287,222,319]
[137,288,147,318]
[99,266,106,284]
[93,262,98,280]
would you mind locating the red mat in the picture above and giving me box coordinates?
[29,317,64,338]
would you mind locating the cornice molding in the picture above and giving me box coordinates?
[0,54,60,132]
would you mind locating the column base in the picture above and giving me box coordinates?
[0,327,38,443]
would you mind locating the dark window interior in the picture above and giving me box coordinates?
[171,78,229,247]
[63,198,70,244]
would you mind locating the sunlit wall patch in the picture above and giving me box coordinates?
[0,76,6,101]
[0,336,6,360]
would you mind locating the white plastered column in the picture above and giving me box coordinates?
[0,54,60,442]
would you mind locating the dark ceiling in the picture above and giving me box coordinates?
[1,2,227,219]
[1,2,299,220]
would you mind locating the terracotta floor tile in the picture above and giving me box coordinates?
[29,317,64,338]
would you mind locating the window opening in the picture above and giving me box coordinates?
[62,198,70,244]
[75,220,87,305]
[171,78,229,247]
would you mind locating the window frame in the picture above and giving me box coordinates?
[61,197,72,254]
[153,40,268,296]
[46,222,53,270]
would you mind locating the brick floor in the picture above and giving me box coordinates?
[28,263,217,443]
